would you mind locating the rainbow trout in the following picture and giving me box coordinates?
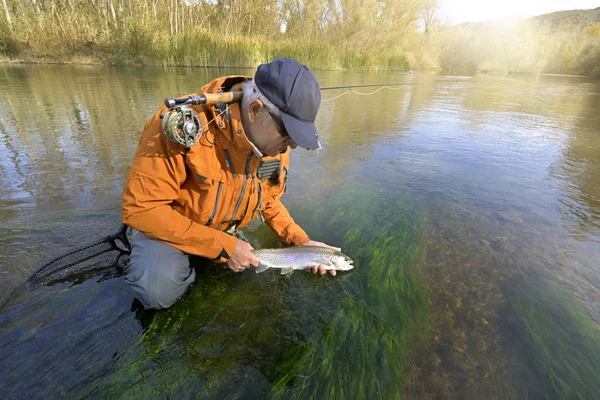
[253,246,354,275]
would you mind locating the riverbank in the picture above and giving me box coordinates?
[0,30,411,71]
[0,55,408,71]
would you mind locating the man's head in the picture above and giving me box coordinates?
[240,58,321,157]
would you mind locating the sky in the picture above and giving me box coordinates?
[439,0,600,25]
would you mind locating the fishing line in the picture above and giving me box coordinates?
[322,85,408,102]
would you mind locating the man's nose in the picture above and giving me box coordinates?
[287,139,298,149]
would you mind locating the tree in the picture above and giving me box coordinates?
[1,0,12,30]
[577,37,600,78]
[421,0,438,33]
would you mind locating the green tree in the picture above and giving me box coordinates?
[1,0,12,30]
[577,37,600,78]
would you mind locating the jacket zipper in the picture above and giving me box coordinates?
[206,181,223,226]
[224,149,236,179]
[231,151,253,223]
[256,180,265,222]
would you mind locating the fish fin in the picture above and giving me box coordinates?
[280,267,294,275]
[255,263,270,273]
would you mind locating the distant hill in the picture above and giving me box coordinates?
[457,7,600,32]
[441,7,600,77]
[530,7,600,32]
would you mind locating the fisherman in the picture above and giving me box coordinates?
[121,58,340,310]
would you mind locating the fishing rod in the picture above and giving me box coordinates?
[162,82,423,107]
[162,82,424,108]
[162,82,423,147]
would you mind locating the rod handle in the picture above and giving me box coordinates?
[164,92,243,108]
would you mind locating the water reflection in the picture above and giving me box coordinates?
[560,88,600,234]
[547,83,600,322]
[0,65,254,286]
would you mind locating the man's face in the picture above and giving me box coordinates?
[244,100,298,157]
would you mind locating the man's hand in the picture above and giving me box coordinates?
[226,239,259,272]
[302,240,341,276]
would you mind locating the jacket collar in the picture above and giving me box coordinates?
[202,75,263,157]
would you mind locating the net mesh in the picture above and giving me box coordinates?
[27,224,131,289]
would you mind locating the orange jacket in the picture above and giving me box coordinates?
[122,75,310,262]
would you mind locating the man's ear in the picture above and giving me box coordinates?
[248,99,264,124]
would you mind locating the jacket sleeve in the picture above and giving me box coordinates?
[261,161,310,246]
[121,110,237,261]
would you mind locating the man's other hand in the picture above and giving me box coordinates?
[301,240,341,276]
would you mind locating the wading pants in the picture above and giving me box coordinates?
[125,230,196,309]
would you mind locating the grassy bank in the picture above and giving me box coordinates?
[0,1,412,71]
[0,28,410,71]
[4,2,598,75]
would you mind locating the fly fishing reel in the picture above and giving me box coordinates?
[161,92,243,147]
[161,97,204,147]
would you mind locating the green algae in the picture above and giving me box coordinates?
[88,187,430,398]
[505,276,600,400]
[265,188,429,399]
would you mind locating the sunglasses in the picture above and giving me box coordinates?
[266,109,289,138]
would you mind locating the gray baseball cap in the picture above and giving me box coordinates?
[254,58,321,149]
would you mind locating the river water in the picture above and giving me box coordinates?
[0,65,599,399]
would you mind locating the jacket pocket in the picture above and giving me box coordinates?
[186,174,228,227]
[204,178,236,230]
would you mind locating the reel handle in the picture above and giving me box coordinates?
[164,92,243,108]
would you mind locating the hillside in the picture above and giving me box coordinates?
[530,7,600,32]
[439,7,600,76]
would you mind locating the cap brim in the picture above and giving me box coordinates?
[280,111,320,150]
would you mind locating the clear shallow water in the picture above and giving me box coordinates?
[0,65,599,399]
